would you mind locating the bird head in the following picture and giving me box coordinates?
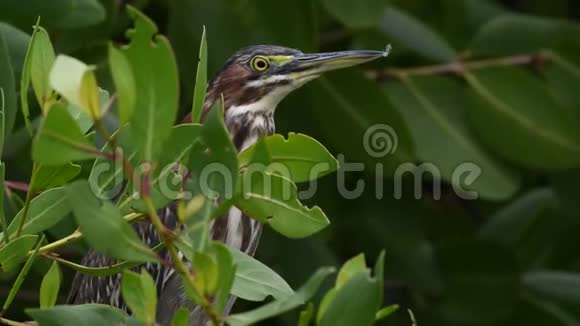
[201,45,390,117]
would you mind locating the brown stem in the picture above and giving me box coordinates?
[368,51,551,80]
[4,181,29,192]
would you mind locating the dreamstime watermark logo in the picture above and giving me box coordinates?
[89,124,482,202]
[363,124,398,158]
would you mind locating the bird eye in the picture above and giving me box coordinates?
[251,56,270,72]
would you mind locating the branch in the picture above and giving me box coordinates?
[140,170,222,326]
[367,51,552,80]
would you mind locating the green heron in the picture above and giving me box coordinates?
[67,45,388,324]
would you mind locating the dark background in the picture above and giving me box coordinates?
[2,0,580,325]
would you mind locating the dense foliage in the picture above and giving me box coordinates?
[1,0,580,325]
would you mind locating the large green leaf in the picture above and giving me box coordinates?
[122,270,157,325]
[469,14,580,58]
[226,267,335,326]
[32,103,100,165]
[319,271,381,326]
[0,31,15,143]
[0,0,106,31]
[229,247,294,301]
[40,261,61,308]
[66,180,156,262]
[239,133,338,183]
[27,304,131,326]
[320,0,387,29]
[384,76,520,200]
[108,44,136,125]
[4,187,70,239]
[465,67,580,170]
[29,26,56,111]
[0,234,38,272]
[379,7,456,62]
[236,171,329,239]
[121,6,179,161]
[312,71,415,175]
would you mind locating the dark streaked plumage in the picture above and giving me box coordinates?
[68,44,388,325]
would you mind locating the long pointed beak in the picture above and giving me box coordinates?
[290,46,391,79]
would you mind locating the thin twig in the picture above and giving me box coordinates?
[14,163,37,237]
[368,51,551,80]
[0,316,32,326]
[4,181,29,192]
[141,172,222,326]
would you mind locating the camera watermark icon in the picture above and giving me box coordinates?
[89,124,483,202]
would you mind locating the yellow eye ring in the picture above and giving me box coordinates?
[251,56,270,72]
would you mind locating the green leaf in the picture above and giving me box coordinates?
[479,188,556,246]
[204,242,236,311]
[121,6,179,161]
[122,269,157,325]
[376,304,399,321]
[0,31,16,144]
[171,307,189,326]
[4,187,70,239]
[32,103,101,165]
[320,0,387,29]
[192,251,219,295]
[66,180,156,262]
[336,254,367,288]
[236,171,329,238]
[0,162,6,244]
[316,288,337,324]
[40,261,61,308]
[29,25,56,111]
[312,71,415,175]
[50,55,100,119]
[20,20,55,132]
[0,0,106,31]
[108,44,136,124]
[374,250,385,304]
[191,26,208,123]
[227,267,335,326]
[384,76,520,200]
[0,234,38,272]
[239,133,338,183]
[27,304,130,326]
[229,246,294,301]
[67,88,110,133]
[187,102,238,203]
[469,14,579,57]
[379,7,456,62]
[319,271,381,326]
[524,271,580,304]
[31,162,81,192]
[465,68,580,170]
[297,303,314,326]
[0,22,31,84]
